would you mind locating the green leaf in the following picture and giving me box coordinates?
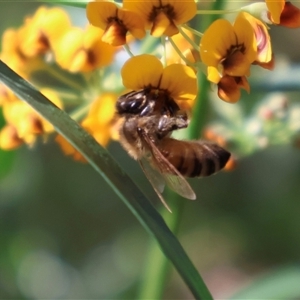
[231,266,300,299]
[0,60,212,299]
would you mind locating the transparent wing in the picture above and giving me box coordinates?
[139,129,196,201]
[139,157,165,193]
[139,159,172,212]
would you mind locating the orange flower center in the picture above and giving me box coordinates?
[103,17,127,45]
[222,44,246,74]
[149,4,176,22]
[37,31,50,52]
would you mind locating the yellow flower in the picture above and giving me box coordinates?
[81,93,117,146]
[123,0,197,37]
[56,93,117,162]
[200,13,257,102]
[121,54,197,102]
[0,125,23,150]
[86,0,146,46]
[0,28,41,78]
[200,13,257,84]
[18,6,72,58]
[54,25,115,73]
[2,89,63,147]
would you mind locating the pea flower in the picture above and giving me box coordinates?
[121,54,197,103]
[200,12,257,102]
[86,0,146,46]
[123,0,197,37]
[54,25,116,73]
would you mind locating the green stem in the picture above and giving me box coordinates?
[161,36,167,67]
[188,73,210,140]
[182,24,204,37]
[178,26,200,51]
[168,38,196,68]
[123,44,135,57]
[196,9,238,15]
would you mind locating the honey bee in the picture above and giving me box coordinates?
[116,89,231,211]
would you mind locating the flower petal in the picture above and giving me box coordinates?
[151,11,173,37]
[200,19,236,67]
[218,75,249,103]
[121,54,163,90]
[86,1,118,30]
[160,64,197,101]
[207,66,221,84]
[163,0,197,24]
[233,12,257,64]
[266,0,284,24]
[280,2,300,28]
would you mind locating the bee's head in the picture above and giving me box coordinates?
[116,89,155,116]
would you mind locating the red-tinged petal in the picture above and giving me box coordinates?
[280,2,300,28]
[237,76,250,93]
[241,11,272,64]
[200,19,236,67]
[218,75,250,103]
[254,54,275,70]
[121,54,163,90]
[218,76,241,103]
[160,64,197,101]
[266,0,285,24]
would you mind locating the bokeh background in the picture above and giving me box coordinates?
[1,1,300,299]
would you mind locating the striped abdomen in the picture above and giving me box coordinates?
[157,138,230,177]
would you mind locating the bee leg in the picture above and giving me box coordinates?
[157,113,189,135]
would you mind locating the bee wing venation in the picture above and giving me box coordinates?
[139,157,165,193]
[139,159,172,212]
[139,129,196,201]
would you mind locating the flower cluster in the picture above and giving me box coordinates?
[0,0,300,164]
[0,6,118,158]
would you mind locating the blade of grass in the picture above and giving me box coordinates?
[0,60,212,299]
